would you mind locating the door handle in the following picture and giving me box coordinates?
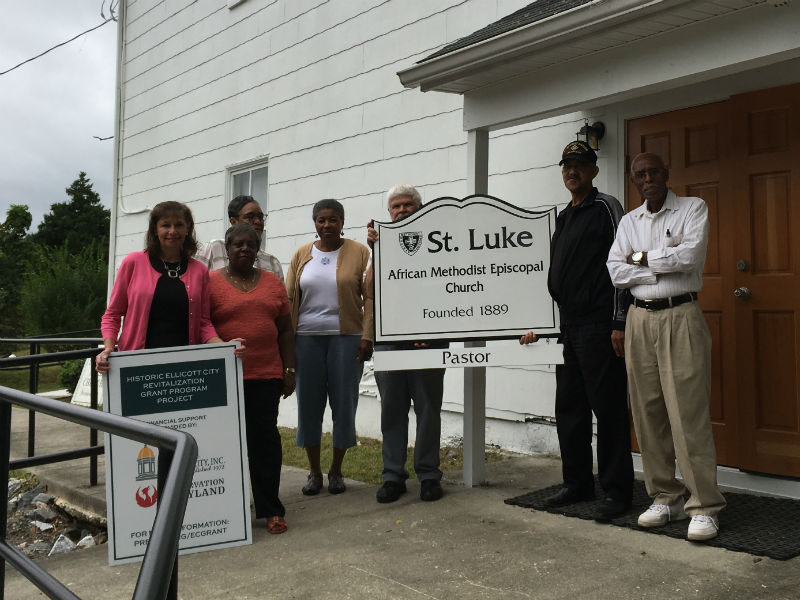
[733,286,751,300]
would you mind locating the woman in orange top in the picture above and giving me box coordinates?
[209,223,295,534]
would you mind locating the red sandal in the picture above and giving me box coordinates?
[266,516,287,534]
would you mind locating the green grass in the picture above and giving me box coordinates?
[9,471,37,484]
[0,346,69,394]
[0,364,63,393]
[279,427,509,486]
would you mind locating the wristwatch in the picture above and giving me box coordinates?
[632,251,644,266]
[284,367,295,375]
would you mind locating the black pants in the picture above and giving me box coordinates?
[555,322,633,502]
[243,379,285,518]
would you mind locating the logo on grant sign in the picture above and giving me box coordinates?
[134,445,158,508]
[136,485,158,508]
[399,231,423,256]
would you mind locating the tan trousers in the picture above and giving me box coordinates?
[625,301,726,517]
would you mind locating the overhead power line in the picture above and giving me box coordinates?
[1,13,115,77]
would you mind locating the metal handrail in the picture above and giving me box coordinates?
[0,337,103,345]
[1,348,103,367]
[0,340,104,484]
[1,386,198,600]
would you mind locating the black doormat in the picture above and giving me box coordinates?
[505,479,800,560]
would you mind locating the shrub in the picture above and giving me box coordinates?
[19,243,108,337]
[59,359,85,394]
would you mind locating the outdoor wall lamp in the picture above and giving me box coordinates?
[577,121,606,151]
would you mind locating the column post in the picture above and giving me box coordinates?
[462,128,489,487]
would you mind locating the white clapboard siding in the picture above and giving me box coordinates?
[122,2,461,129]
[114,0,608,451]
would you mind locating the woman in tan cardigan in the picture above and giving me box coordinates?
[286,199,373,495]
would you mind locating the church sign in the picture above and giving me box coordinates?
[373,195,559,343]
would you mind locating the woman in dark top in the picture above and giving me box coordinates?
[96,201,242,371]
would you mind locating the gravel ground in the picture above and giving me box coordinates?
[7,475,107,559]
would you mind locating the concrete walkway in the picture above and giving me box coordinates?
[7,406,800,599]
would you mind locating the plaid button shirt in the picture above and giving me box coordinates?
[196,239,284,282]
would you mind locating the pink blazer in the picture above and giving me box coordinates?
[100,251,218,351]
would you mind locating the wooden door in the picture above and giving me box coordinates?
[625,83,800,477]
[728,85,800,476]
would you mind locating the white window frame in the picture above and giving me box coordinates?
[226,156,269,214]
[225,156,270,247]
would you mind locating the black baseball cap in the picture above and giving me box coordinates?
[558,140,597,165]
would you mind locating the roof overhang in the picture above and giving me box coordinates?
[397,0,769,94]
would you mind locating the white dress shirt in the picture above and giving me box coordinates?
[196,239,285,282]
[607,190,709,300]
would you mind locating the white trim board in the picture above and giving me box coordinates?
[631,455,800,500]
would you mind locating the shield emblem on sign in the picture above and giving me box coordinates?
[399,232,423,256]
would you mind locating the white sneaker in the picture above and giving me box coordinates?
[637,502,688,528]
[687,515,719,541]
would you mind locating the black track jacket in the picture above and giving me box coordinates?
[547,188,628,330]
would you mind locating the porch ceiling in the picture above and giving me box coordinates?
[397,0,768,94]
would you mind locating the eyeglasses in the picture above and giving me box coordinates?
[239,211,265,223]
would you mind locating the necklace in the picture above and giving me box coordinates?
[161,259,181,279]
[226,267,257,292]
[315,238,345,252]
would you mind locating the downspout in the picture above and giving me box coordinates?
[107,0,126,300]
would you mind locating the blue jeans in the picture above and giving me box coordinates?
[295,334,363,449]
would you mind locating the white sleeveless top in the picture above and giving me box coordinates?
[296,245,341,335]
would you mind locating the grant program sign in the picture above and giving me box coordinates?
[104,343,251,565]
[374,195,558,342]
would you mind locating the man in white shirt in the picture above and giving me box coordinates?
[607,152,726,542]
[196,195,284,281]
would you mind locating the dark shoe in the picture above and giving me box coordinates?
[301,472,323,496]
[594,497,632,522]
[544,487,594,507]
[420,479,444,502]
[327,472,346,494]
[376,481,407,503]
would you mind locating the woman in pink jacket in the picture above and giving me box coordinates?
[96,201,237,371]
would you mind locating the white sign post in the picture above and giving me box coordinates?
[103,343,252,565]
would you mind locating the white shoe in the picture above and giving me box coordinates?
[687,515,719,541]
[637,502,688,528]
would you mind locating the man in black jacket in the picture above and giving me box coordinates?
[520,140,633,521]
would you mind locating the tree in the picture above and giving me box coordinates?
[33,171,110,257]
[1,204,32,239]
[19,243,108,337]
[0,204,33,335]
